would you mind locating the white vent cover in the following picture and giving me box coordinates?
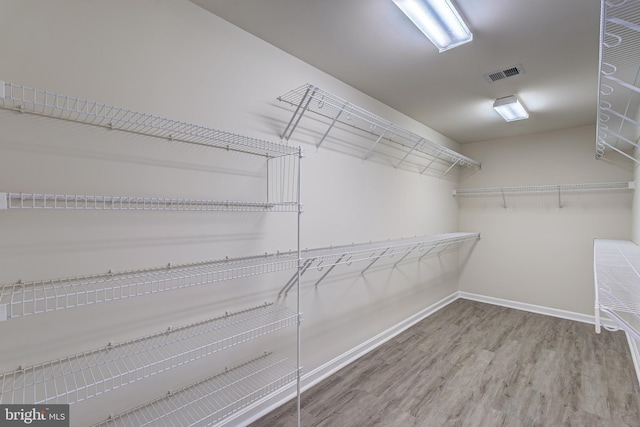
[483,64,525,83]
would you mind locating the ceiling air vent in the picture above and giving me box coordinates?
[483,64,525,83]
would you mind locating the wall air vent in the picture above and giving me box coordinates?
[483,64,525,83]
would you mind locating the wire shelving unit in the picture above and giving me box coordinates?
[0,80,298,158]
[0,303,297,405]
[92,351,298,427]
[0,252,300,322]
[277,84,480,175]
[453,181,634,208]
[0,192,298,213]
[280,232,480,295]
[593,239,640,342]
[596,0,640,164]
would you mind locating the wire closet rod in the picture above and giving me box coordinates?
[0,192,298,213]
[0,80,298,157]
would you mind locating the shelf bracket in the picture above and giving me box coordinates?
[361,248,390,274]
[393,243,422,268]
[419,244,440,261]
[441,158,460,177]
[395,138,423,169]
[501,188,507,209]
[317,103,347,150]
[558,186,563,208]
[279,258,315,297]
[314,254,346,288]
[362,126,391,161]
[282,85,316,141]
[420,152,441,174]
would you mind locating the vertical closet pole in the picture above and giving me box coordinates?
[296,146,303,427]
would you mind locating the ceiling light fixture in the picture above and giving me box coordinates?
[391,0,472,52]
[493,96,529,122]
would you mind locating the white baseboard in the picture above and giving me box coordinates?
[223,291,636,426]
[225,291,460,427]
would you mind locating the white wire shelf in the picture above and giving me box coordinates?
[453,181,634,208]
[280,232,480,294]
[0,80,298,158]
[0,303,298,405]
[92,351,297,427]
[0,253,299,322]
[594,239,640,341]
[277,84,480,175]
[0,192,299,213]
[596,0,640,164]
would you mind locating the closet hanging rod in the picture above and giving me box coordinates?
[0,80,298,158]
[278,84,481,173]
[92,351,298,427]
[0,192,298,213]
[453,181,634,196]
[0,303,297,405]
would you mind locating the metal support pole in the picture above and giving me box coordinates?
[558,186,563,208]
[361,248,390,274]
[419,244,439,261]
[393,244,422,268]
[441,158,460,177]
[501,188,507,209]
[296,147,302,427]
[282,86,316,141]
[314,254,346,287]
[362,127,391,160]
[279,257,313,297]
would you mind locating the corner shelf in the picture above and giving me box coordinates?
[594,239,640,342]
[0,303,298,405]
[277,84,480,175]
[596,0,640,164]
[0,192,299,213]
[280,232,480,294]
[0,80,298,158]
[453,181,634,208]
[0,252,300,322]
[92,351,297,427]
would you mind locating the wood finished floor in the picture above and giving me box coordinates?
[250,299,640,427]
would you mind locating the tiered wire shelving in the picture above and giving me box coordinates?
[0,79,304,426]
[453,181,634,208]
[278,84,480,175]
[92,351,298,427]
[280,232,480,295]
[0,192,298,213]
[593,239,640,342]
[596,0,640,164]
[0,303,298,405]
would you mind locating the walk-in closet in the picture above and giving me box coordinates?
[1,1,639,426]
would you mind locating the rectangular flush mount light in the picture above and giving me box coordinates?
[391,0,473,52]
[493,95,529,122]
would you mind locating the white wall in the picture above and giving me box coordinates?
[0,1,466,425]
[458,125,633,315]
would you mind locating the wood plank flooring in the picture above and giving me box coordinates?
[250,299,640,427]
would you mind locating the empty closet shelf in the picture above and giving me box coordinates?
[92,351,297,427]
[278,84,480,174]
[0,253,299,321]
[593,239,640,341]
[0,303,298,405]
[0,192,299,212]
[0,80,298,158]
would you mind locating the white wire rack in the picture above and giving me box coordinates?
[594,239,640,341]
[280,232,480,295]
[0,303,297,405]
[0,253,299,321]
[277,84,480,175]
[0,80,298,158]
[0,192,298,213]
[453,181,634,208]
[596,0,640,164]
[92,351,297,427]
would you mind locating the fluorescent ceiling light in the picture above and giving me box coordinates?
[493,96,529,122]
[392,0,473,52]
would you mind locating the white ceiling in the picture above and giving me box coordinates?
[191,0,601,144]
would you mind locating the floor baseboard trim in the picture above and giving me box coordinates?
[229,291,460,426]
